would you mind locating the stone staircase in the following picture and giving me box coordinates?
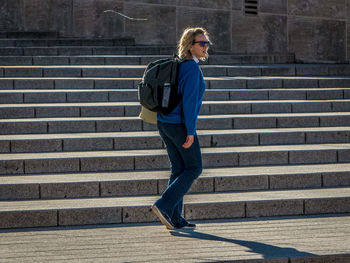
[0,39,350,235]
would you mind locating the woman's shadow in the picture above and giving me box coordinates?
[170,228,316,259]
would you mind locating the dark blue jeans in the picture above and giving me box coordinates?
[155,121,202,227]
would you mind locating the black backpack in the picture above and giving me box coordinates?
[138,55,188,115]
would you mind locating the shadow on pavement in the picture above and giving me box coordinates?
[170,228,317,259]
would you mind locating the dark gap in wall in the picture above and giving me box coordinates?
[244,0,258,16]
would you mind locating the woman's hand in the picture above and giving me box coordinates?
[182,135,194,149]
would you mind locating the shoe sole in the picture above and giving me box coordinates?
[176,224,196,230]
[182,225,196,229]
[151,205,174,230]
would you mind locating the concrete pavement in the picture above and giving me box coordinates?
[0,214,349,262]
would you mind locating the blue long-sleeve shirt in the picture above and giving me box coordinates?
[157,59,206,135]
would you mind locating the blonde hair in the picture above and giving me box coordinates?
[177,27,210,61]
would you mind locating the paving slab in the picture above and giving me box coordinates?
[23,91,67,103]
[33,57,70,65]
[0,56,33,66]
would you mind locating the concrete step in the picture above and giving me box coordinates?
[0,55,166,66]
[1,112,350,135]
[1,214,349,262]
[1,100,349,119]
[0,89,139,103]
[0,143,349,175]
[1,88,349,104]
[0,46,176,56]
[0,52,295,64]
[0,38,135,47]
[210,53,295,64]
[1,163,350,200]
[0,187,349,228]
[2,76,350,90]
[0,55,294,66]
[0,56,299,68]
[0,77,138,90]
[0,31,59,39]
[1,65,350,78]
[1,127,349,153]
[1,55,177,66]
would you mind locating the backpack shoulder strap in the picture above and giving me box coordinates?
[173,54,192,63]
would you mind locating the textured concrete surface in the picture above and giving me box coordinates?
[2,75,350,90]
[0,214,349,262]
[0,112,350,134]
[2,64,350,78]
[1,143,350,174]
[1,1,350,62]
[1,163,349,200]
[0,54,296,66]
[0,187,349,228]
[1,43,350,263]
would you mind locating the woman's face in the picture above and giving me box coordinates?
[190,33,210,59]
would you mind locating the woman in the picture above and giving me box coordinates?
[152,27,211,230]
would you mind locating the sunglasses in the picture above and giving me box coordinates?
[193,41,211,47]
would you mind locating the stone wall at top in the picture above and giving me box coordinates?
[0,0,348,63]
